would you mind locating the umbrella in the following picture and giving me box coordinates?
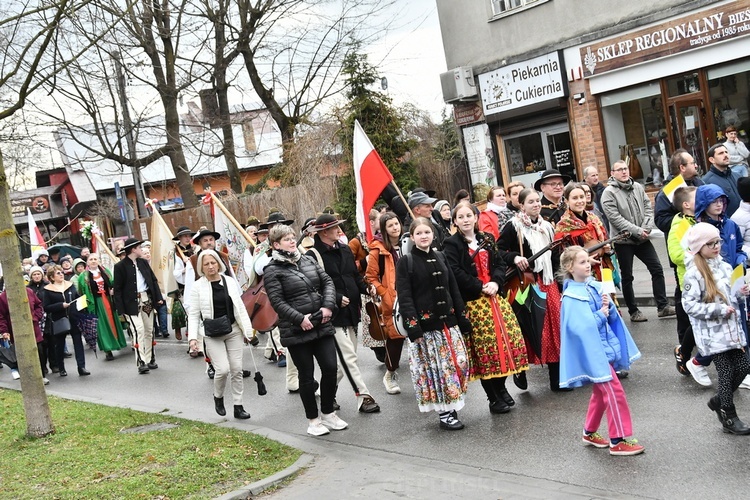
[0,343,18,369]
[47,243,83,260]
[510,284,545,362]
[246,344,266,396]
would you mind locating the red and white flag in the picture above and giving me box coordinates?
[353,120,393,242]
[27,207,46,254]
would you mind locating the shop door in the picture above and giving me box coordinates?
[668,100,710,175]
[545,128,575,182]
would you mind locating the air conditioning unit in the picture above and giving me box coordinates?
[440,67,478,103]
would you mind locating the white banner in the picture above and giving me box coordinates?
[213,205,250,291]
[150,214,178,295]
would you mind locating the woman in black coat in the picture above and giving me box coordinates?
[263,224,344,437]
[42,265,88,377]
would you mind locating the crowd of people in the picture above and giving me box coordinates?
[4,133,750,453]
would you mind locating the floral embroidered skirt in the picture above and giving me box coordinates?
[464,295,529,381]
[408,325,469,413]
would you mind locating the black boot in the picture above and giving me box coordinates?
[234,405,251,419]
[481,379,510,414]
[707,396,722,423]
[214,396,226,416]
[720,406,750,435]
[493,377,515,407]
[548,363,573,392]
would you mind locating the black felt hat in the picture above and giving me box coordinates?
[533,169,571,191]
[121,237,143,252]
[310,213,346,232]
[172,226,193,241]
[191,228,221,244]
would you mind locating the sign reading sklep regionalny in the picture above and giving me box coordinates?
[478,52,565,116]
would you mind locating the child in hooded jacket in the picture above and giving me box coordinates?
[559,246,643,456]
[682,223,750,435]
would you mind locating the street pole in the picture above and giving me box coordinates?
[113,52,147,219]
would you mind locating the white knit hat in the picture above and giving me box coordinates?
[685,222,720,255]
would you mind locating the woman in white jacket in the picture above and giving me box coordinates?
[188,249,254,419]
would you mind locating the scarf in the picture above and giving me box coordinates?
[512,212,555,284]
[486,201,505,214]
[271,248,302,264]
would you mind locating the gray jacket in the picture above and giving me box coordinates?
[600,177,653,245]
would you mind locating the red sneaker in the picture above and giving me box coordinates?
[609,439,645,456]
[582,432,609,448]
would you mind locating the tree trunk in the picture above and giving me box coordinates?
[0,149,54,437]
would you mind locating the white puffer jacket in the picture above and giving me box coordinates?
[730,201,750,255]
[681,256,746,356]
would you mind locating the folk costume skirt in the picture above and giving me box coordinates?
[464,294,529,381]
[408,325,469,413]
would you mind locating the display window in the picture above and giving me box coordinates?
[501,123,575,187]
[708,62,750,144]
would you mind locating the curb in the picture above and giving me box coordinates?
[215,453,314,500]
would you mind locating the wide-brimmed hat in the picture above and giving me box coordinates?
[534,169,571,191]
[122,238,143,252]
[246,216,260,227]
[256,226,269,235]
[172,226,193,241]
[301,217,316,234]
[192,227,221,244]
[195,249,227,277]
[264,208,294,226]
[408,191,437,209]
[310,213,346,232]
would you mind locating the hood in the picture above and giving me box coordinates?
[695,184,727,219]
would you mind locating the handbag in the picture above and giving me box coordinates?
[53,316,71,336]
[242,277,279,332]
[201,276,234,337]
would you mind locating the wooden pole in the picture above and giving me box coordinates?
[94,232,117,261]
[211,194,256,248]
[392,180,415,220]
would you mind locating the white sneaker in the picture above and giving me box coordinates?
[10,369,20,380]
[686,358,712,387]
[320,411,348,431]
[307,418,330,436]
[383,370,401,394]
[739,375,750,390]
[43,377,50,385]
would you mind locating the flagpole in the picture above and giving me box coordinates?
[145,199,186,260]
[391,180,415,220]
[210,194,256,248]
[94,233,117,261]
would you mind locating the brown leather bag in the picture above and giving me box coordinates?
[242,278,279,332]
[365,300,388,341]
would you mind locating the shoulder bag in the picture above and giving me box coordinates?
[202,276,233,337]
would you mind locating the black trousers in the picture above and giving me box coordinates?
[384,337,405,372]
[54,330,86,373]
[287,334,338,419]
[614,240,668,314]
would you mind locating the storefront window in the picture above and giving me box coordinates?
[601,83,670,181]
[503,123,575,187]
[708,62,750,143]
[666,72,701,97]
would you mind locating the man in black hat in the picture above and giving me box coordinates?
[534,169,571,225]
[308,213,380,413]
[113,238,165,374]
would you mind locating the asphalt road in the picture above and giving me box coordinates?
[3,310,748,499]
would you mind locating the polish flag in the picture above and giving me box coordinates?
[353,120,393,242]
[27,208,46,253]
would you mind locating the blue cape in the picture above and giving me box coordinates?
[559,279,641,388]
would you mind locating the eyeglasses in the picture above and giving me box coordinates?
[543,182,564,188]
[682,161,697,166]
[612,167,629,173]
[706,239,723,249]
[55,271,64,275]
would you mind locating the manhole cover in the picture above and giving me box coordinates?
[120,422,179,434]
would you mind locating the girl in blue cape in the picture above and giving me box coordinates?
[559,246,644,456]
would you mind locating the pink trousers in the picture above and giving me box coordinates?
[584,365,633,439]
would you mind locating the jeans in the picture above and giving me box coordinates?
[287,335,338,419]
[731,163,748,178]
[614,240,668,314]
[156,303,168,335]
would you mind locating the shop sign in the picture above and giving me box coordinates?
[11,195,51,217]
[462,123,498,189]
[581,0,750,77]
[453,101,484,126]
[478,52,565,116]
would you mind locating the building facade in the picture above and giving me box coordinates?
[437,0,750,195]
